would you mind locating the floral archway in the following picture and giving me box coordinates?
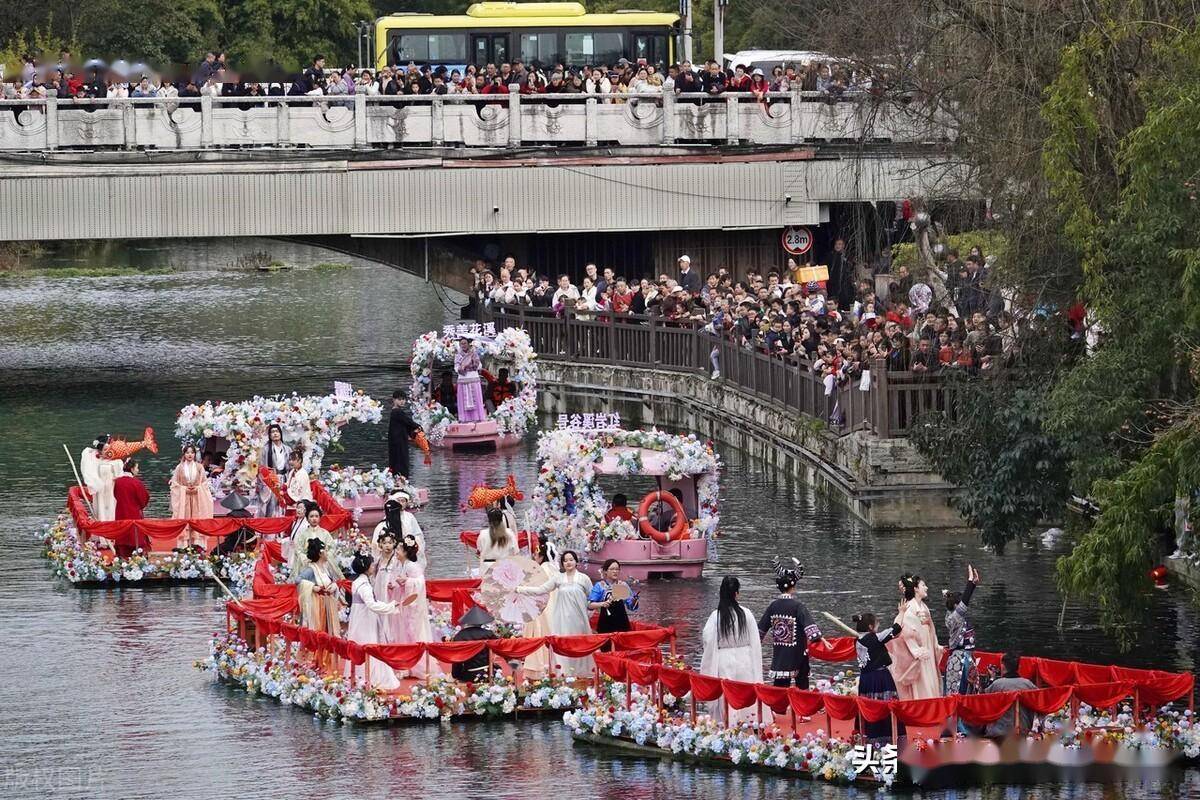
[409,327,538,444]
[525,428,720,553]
[175,389,382,490]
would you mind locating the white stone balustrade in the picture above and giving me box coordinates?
[0,91,947,152]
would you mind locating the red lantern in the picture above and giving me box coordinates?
[1149,565,1169,587]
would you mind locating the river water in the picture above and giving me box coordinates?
[0,240,1196,799]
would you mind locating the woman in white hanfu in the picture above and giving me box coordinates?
[476,507,518,575]
[517,549,594,678]
[296,538,344,673]
[521,539,560,678]
[388,534,441,678]
[344,552,401,691]
[288,503,342,582]
[700,576,767,727]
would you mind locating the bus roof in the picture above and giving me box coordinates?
[376,2,679,30]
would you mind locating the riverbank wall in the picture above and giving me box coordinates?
[537,362,965,530]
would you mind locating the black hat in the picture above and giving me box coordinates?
[220,492,251,512]
[459,605,494,627]
[772,556,803,590]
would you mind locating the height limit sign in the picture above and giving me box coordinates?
[781,226,813,256]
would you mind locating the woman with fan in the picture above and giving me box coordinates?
[521,540,559,678]
[517,550,594,677]
[588,558,639,635]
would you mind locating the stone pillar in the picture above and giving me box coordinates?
[276,100,291,146]
[871,357,890,438]
[507,91,521,147]
[725,94,739,145]
[585,98,598,147]
[432,97,444,146]
[661,90,675,144]
[45,96,59,150]
[789,86,804,144]
[200,95,213,148]
[122,101,136,150]
[353,92,368,148]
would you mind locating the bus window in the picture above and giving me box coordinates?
[565,31,625,67]
[472,33,509,65]
[394,32,467,64]
[520,32,561,67]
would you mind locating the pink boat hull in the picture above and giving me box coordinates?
[438,421,523,451]
[580,538,708,580]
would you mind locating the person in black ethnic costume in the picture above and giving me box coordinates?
[757,557,824,688]
[854,611,905,742]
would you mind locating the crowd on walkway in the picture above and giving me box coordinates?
[3,49,869,105]
[471,242,1018,379]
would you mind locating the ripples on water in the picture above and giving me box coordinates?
[0,240,1196,799]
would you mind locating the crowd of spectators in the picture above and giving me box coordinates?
[471,244,1018,385]
[3,49,873,106]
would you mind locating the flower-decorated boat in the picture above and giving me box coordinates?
[409,324,538,451]
[525,426,719,580]
[201,542,678,724]
[175,385,426,524]
[567,647,1198,790]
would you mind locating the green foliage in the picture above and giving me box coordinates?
[891,229,1009,274]
[909,373,1069,553]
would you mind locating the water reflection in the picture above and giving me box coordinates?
[0,241,1195,799]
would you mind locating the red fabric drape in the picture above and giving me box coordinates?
[689,674,725,702]
[659,667,694,698]
[1017,686,1073,715]
[547,634,609,657]
[611,628,674,650]
[427,641,489,664]
[1036,658,1079,687]
[593,653,627,680]
[753,684,793,714]
[891,697,958,726]
[1138,674,1195,706]
[957,692,1018,725]
[788,689,826,717]
[1077,663,1116,685]
[808,636,857,662]
[488,638,549,660]
[627,661,660,687]
[857,696,894,724]
[1073,681,1132,709]
[363,644,426,670]
[822,694,860,721]
[720,679,760,710]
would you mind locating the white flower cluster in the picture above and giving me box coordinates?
[320,465,409,500]
[175,390,382,490]
[469,679,518,716]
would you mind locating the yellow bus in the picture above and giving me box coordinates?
[373,2,681,73]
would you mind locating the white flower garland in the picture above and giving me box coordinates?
[408,328,539,444]
[525,428,721,553]
[175,389,382,490]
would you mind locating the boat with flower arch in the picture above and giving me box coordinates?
[524,427,718,580]
[176,385,427,525]
[408,325,538,451]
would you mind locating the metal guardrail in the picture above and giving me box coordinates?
[478,303,956,438]
[0,90,945,151]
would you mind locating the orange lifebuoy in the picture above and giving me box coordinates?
[637,490,687,544]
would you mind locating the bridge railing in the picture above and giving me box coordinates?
[0,91,948,152]
[478,303,956,438]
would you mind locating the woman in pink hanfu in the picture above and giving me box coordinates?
[170,444,214,548]
[389,534,441,679]
[888,574,943,700]
[344,552,401,691]
[454,337,488,423]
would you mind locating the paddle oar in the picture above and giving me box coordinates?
[210,570,246,609]
[820,610,860,637]
[63,443,95,516]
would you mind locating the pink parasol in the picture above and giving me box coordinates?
[476,555,548,624]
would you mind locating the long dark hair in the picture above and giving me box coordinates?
[717,576,745,641]
[901,574,922,601]
[487,507,510,550]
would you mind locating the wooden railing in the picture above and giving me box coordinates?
[477,304,958,438]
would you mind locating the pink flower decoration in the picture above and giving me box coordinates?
[490,558,525,590]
